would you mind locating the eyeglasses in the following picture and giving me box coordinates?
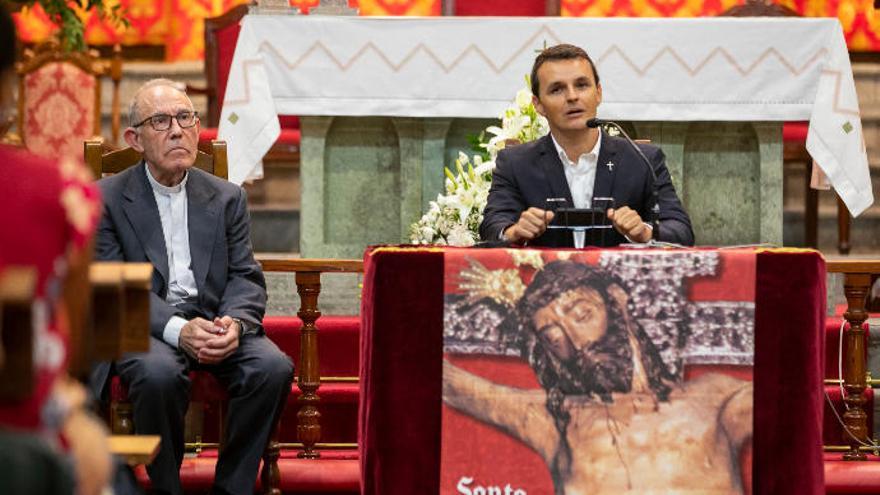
[133,111,199,131]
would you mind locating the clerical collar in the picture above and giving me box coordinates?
[145,163,189,194]
[550,130,602,165]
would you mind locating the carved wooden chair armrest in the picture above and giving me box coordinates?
[826,259,880,460]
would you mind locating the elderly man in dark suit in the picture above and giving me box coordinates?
[480,44,694,248]
[94,79,293,495]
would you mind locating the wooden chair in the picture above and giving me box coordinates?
[719,0,852,253]
[83,138,284,494]
[16,39,122,158]
[0,267,36,402]
[84,138,228,181]
[188,3,300,164]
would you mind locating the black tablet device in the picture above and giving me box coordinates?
[550,207,611,228]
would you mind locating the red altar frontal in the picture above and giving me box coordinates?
[359,246,826,495]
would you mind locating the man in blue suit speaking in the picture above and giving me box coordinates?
[94,79,293,495]
[480,44,694,247]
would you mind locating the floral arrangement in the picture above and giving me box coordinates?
[6,0,127,51]
[409,78,549,246]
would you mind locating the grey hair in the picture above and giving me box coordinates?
[128,78,191,127]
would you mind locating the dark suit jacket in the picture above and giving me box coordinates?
[479,132,694,247]
[95,163,267,341]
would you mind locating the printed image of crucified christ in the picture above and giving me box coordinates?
[443,261,752,495]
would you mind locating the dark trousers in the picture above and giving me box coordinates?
[116,335,293,495]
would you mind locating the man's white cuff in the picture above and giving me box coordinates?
[625,222,654,243]
[163,316,188,348]
[499,224,516,242]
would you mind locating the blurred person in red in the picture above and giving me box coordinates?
[0,5,111,494]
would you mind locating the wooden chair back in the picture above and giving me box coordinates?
[16,39,122,156]
[83,138,228,180]
[0,267,36,402]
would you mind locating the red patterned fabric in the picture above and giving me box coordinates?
[22,62,97,160]
[357,0,439,15]
[290,0,322,14]
[0,145,101,430]
[12,0,880,59]
[359,247,826,495]
[454,0,546,16]
[13,0,251,62]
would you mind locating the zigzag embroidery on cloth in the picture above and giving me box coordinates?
[224,31,830,109]
[596,45,828,78]
[254,25,563,74]
[248,27,827,78]
[821,69,861,117]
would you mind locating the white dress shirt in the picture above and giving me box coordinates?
[550,132,601,209]
[145,164,199,348]
[550,132,651,242]
[499,134,602,241]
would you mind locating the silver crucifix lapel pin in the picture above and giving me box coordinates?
[606,161,614,172]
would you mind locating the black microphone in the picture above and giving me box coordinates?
[586,118,660,241]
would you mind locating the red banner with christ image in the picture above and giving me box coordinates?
[441,248,756,495]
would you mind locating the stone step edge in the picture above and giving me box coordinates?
[784,205,880,217]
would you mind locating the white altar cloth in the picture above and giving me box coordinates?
[219,16,872,216]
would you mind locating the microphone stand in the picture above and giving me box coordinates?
[587,118,660,242]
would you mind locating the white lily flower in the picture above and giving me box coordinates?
[409,76,547,245]
[515,88,532,108]
[447,224,477,247]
